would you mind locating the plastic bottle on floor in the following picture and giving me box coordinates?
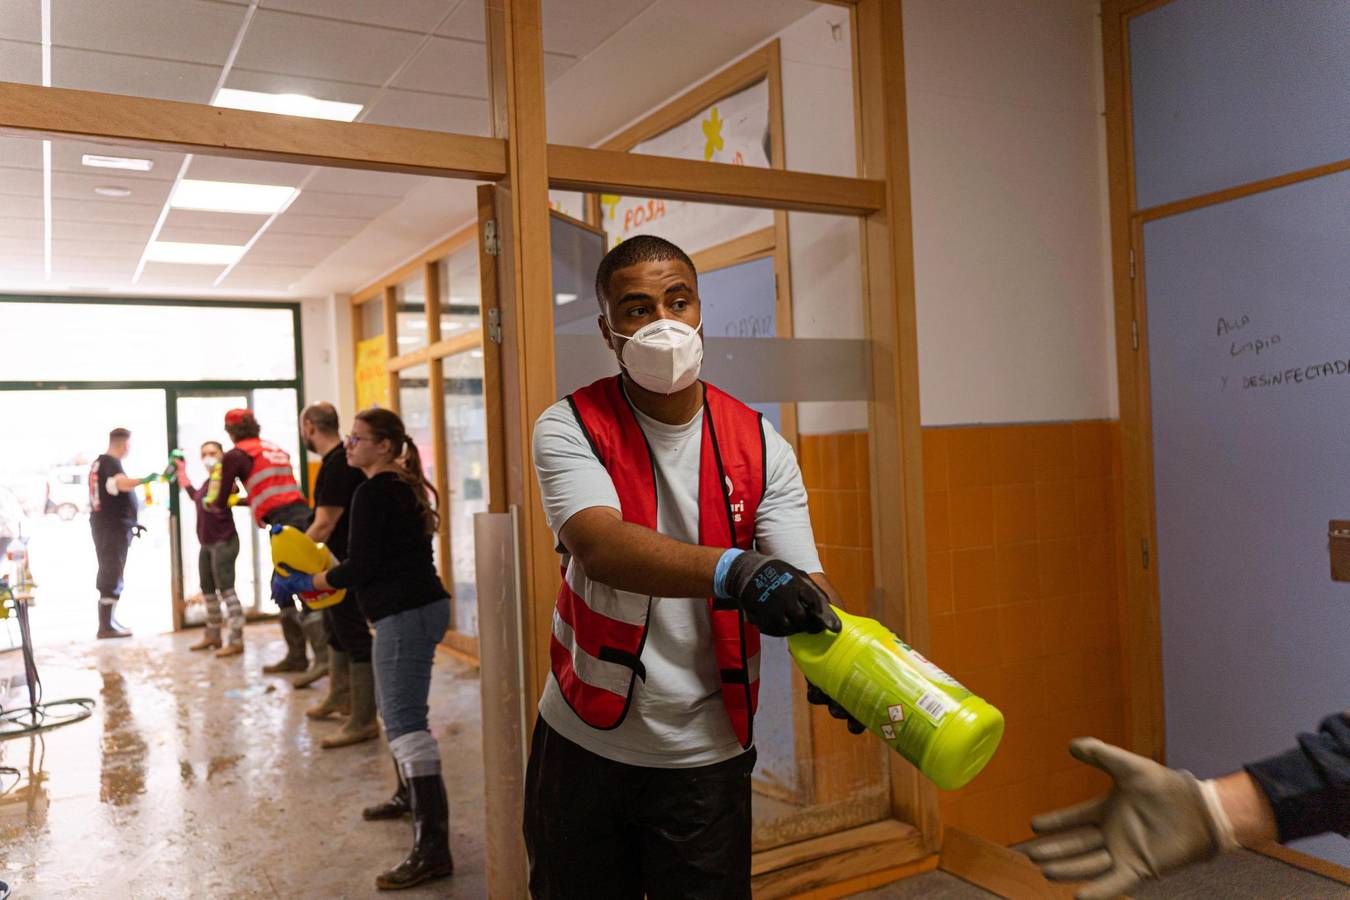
[788,606,1004,790]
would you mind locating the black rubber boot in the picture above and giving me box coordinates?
[96,600,132,640]
[363,760,410,821]
[375,774,453,890]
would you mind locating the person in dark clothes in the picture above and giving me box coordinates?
[213,408,325,678]
[87,427,156,640]
[175,440,244,657]
[273,408,453,891]
[296,402,377,749]
[1028,713,1350,899]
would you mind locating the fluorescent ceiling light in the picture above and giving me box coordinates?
[94,185,131,197]
[214,88,362,122]
[171,179,298,215]
[144,241,244,265]
[82,154,153,171]
[555,293,578,305]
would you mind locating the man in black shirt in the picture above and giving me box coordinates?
[299,402,377,748]
[87,427,156,640]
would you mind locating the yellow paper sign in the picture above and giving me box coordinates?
[355,335,389,411]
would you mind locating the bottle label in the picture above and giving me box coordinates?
[896,639,964,689]
[915,690,954,725]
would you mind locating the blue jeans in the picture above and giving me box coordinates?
[372,600,450,741]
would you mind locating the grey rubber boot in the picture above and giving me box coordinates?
[262,608,308,674]
[307,649,351,719]
[292,610,330,688]
[322,661,380,748]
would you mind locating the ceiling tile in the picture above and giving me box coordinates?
[242,231,348,266]
[390,36,487,97]
[52,171,175,205]
[185,155,309,187]
[219,262,311,289]
[53,218,152,243]
[0,137,42,170]
[0,38,39,83]
[233,9,424,86]
[52,0,245,64]
[0,1,39,42]
[360,89,490,135]
[139,260,226,287]
[51,47,219,103]
[160,208,269,235]
[225,67,374,106]
[538,0,657,58]
[268,213,369,237]
[0,167,42,197]
[0,217,42,240]
[285,190,401,219]
[0,237,43,257]
[53,238,145,260]
[259,0,458,34]
[53,197,164,226]
[302,168,427,197]
[157,223,259,245]
[3,196,42,218]
[434,1,483,43]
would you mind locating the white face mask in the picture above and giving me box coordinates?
[202,456,221,469]
[610,318,704,395]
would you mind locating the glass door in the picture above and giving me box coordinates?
[171,387,304,627]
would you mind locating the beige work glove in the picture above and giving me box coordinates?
[1025,738,1221,900]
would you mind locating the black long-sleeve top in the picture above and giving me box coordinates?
[325,471,446,623]
[1244,712,1350,842]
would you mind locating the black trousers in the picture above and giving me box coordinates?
[323,591,372,663]
[523,716,755,900]
[91,521,132,599]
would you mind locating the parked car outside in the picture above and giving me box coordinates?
[46,465,89,521]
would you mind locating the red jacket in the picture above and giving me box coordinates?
[550,375,765,747]
[233,438,305,527]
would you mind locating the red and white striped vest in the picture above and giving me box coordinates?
[235,438,305,527]
[550,375,765,748]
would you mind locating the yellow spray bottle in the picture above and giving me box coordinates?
[788,607,1004,791]
[269,525,346,610]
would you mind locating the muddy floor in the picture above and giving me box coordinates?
[0,624,486,898]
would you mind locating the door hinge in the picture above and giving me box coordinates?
[487,307,503,344]
[1131,319,1139,351]
[484,218,500,256]
[1141,537,1150,570]
[1129,247,1136,280]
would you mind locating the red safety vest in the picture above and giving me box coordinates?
[551,375,765,748]
[235,438,305,527]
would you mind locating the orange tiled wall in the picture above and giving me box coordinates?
[923,421,1125,844]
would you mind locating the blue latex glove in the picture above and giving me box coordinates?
[271,565,314,596]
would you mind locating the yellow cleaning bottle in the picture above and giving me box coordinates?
[270,525,346,610]
[788,607,1004,791]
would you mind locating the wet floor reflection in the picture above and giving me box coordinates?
[0,626,486,898]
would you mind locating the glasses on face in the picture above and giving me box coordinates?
[343,434,370,449]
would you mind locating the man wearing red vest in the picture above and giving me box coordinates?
[213,409,325,677]
[525,235,842,898]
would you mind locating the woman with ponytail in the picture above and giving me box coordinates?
[272,408,453,890]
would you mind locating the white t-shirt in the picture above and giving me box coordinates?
[531,390,822,768]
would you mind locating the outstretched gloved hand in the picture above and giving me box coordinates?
[715,550,841,637]
[1026,738,1222,899]
[806,682,866,734]
[271,565,315,597]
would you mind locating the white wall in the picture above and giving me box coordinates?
[903,0,1117,426]
[299,295,340,414]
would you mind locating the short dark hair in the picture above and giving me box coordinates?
[109,428,131,444]
[301,402,340,435]
[225,412,260,442]
[594,235,697,308]
[200,440,224,454]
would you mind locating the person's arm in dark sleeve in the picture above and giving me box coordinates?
[324,485,384,590]
[1244,712,1350,842]
[209,450,249,512]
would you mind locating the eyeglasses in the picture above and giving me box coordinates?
[343,434,371,449]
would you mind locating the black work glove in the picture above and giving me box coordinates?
[723,551,841,637]
[807,682,867,734]
[131,524,147,539]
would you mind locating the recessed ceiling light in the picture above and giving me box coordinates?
[170,179,299,215]
[82,154,153,171]
[214,88,362,122]
[144,241,244,265]
[94,185,131,198]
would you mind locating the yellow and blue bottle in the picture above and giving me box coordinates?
[270,525,346,610]
[788,606,1004,791]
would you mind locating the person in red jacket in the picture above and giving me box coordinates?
[523,235,841,898]
[212,409,325,677]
